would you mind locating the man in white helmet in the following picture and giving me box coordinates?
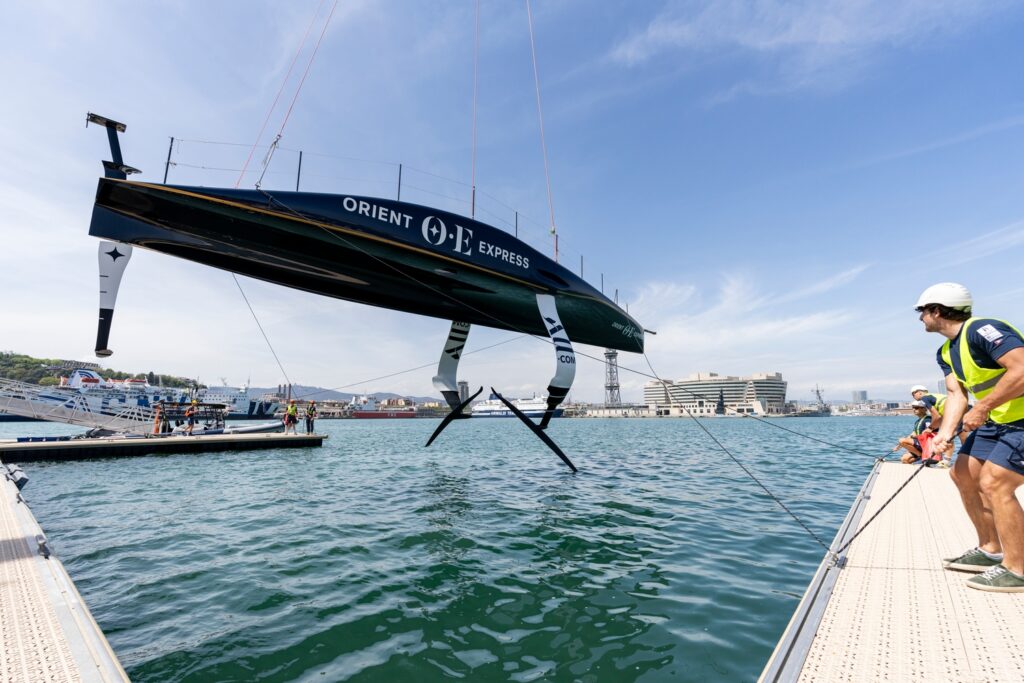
[918,282,1024,592]
[909,384,952,465]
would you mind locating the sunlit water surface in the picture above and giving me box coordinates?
[4,416,906,681]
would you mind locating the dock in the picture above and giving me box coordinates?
[1,465,129,681]
[0,432,325,463]
[761,461,1024,682]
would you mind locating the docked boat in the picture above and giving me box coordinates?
[200,382,281,420]
[349,396,417,419]
[471,393,564,419]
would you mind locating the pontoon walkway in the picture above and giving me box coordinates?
[761,461,1024,682]
[1,465,128,682]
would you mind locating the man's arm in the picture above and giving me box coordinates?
[962,347,1024,431]
[934,373,968,452]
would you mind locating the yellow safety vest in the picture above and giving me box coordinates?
[923,392,946,416]
[940,318,1024,424]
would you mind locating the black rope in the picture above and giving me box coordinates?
[835,458,933,557]
[740,414,882,458]
[831,428,964,559]
[643,353,832,552]
[290,335,528,401]
[232,274,292,389]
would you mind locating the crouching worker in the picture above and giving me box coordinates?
[894,400,931,463]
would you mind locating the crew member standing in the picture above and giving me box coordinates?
[918,282,1024,592]
[185,399,199,436]
[305,400,318,435]
[284,399,299,435]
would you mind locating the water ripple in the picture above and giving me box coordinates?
[5,416,903,681]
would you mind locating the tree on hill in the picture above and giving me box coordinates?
[0,351,198,388]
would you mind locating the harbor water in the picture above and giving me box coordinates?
[5,417,906,681]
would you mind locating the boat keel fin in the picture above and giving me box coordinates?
[95,240,133,357]
[491,387,577,473]
[425,386,483,447]
[536,294,576,430]
[432,321,472,410]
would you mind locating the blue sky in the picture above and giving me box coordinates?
[1,1,1023,403]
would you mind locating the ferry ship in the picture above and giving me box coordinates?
[471,393,563,419]
[50,370,280,419]
[349,396,417,419]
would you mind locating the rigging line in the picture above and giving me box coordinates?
[292,334,530,400]
[832,460,930,559]
[257,0,340,188]
[231,274,292,389]
[236,0,328,188]
[255,190,870,461]
[831,430,962,560]
[470,0,480,218]
[524,0,558,260]
[643,352,832,552]
[276,0,339,141]
[736,415,882,459]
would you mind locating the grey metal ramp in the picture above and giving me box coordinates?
[762,462,1024,682]
[0,377,155,435]
[0,466,129,682]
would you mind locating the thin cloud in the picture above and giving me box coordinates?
[918,219,1024,268]
[775,264,871,304]
[844,115,1024,171]
[610,0,1017,96]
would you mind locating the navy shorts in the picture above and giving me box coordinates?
[961,423,1024,476]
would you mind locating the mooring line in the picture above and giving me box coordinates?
[642,353,832,552]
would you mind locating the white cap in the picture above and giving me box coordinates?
[915,282,973,312]
[911,400,926,408]
[910,385,928,394]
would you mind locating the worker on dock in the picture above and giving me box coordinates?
[910,385,953,466]
[305,400,317,434]
[893,400,931,464]
[284,399,299,435]
[918,282,1024,592]
[184,399,198,436]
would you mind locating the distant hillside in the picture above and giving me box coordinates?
[0,351,197,389]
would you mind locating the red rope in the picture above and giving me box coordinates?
[276,0,340,139]
[236,0,328,188]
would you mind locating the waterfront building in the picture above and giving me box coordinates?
[643,372,787,416]
[852,390,868,402]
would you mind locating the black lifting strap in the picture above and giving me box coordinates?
[425,386,483,447]
[491,388,577,473]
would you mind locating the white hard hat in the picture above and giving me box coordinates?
[910,400,926,408]
[915,282,972,312]
[910,385,928,394]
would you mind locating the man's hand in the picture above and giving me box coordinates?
[962,404,991,432]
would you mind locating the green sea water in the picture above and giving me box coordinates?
[5,416,908,681]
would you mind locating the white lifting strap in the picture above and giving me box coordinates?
[432,321,471,409]
[536,294,575,428]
